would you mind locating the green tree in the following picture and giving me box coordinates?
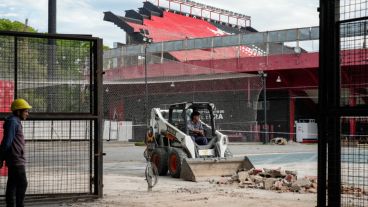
[0,18,37,32]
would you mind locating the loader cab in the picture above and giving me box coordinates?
[168,102,216,138]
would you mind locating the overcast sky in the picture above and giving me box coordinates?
[0,0,319,47]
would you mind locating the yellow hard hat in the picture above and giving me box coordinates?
[11,98,32,112]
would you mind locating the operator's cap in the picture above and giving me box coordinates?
[11,98,32,112]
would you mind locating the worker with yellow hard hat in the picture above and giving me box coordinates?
[0,98,31,207]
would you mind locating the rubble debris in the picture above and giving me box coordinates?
[264,178,278,190]
[211,167,321,194]
[308,188,317,193]
[292,178,312,188]
[237,171,250,182]
[342,185,368,197]
[213,168,368,197]
[211,168,364,196]
[271,137,288,145]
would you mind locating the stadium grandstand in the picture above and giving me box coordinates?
[102,0,366,142]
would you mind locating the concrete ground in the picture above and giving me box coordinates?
[33,141,318,207]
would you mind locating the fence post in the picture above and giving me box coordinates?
[318,0,341,206]
[94,38,104,197]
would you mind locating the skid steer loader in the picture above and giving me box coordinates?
[144,102,254,181]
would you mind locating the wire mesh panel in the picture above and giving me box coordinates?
[15,37,92,113]
[341,117,368,206]
[338,0,368,206]
[340,20,368,107]
[103,50,263,142]
[0,36,14,113]
[0,32,103,201]
[0,120,92,196]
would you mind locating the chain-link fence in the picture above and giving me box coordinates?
[0,32,103,200]
[103,49,263,142]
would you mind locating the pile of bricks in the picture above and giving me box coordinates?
[342,185,368,197]
[211,168,318,193]
[211,168,368,197]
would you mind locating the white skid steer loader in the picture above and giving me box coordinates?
[144,102,254,181]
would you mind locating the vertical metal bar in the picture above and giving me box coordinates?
[90,41,93,114]
[93,38,104,197]
[160,41,164,63]
[263,74,267,144]
[318,1,328,205]
[266,32,270,65]
[14,36,18,99]
[329,0,341,205]
[237,34,241,60]
[144,44,149,127]
[48,0,57,34]
[289,96,295,141]
[47,0,57,111]
[89,119,93,194]
[364,21,367,48]
[318,0,341,206]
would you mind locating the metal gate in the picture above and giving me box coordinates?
[319,0,368,206]
[0,31,103,201]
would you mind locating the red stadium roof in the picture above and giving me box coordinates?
[105,9,265,61]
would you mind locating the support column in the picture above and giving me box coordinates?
[289,97,295,141]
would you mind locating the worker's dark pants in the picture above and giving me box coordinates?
[6,165,27,207]
[191,136,208,145]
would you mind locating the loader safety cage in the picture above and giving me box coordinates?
[168,102,216,137]
[0,31,103,202]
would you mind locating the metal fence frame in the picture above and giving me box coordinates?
[319,0,368,206]
[0,31,104,200]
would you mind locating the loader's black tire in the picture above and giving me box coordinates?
[150,148,168,176]
[168,148,188,178]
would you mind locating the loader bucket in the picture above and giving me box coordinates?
[180,156,254,182]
